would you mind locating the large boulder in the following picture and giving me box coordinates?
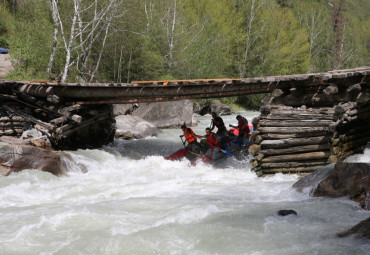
[292,164,335,192]
[312,162,370,210]
[0,138,74,176]
[115,115,161,139]
[199,102,232,116]
[113,100,194,128]
[337,216,370,240]
[133,100,194,128]
[294,162,370,210]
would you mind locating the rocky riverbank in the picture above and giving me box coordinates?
[293,162,370,240]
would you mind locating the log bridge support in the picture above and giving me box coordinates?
[249,68,370,176]
[0,67,369,173]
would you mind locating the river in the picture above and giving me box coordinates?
[0,112,369,255]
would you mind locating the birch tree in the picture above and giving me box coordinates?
[47,0,122,82]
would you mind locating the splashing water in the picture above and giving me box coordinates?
[0,112,369,254]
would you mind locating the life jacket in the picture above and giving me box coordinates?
[206,132,220,148]
[238,118,250,133]
[184,128,197,143]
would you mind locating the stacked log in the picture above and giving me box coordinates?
[0,94,115,150]
[330,101,370,162]
[250,105,336,176]
[250,71,370,176]
[0,103,31,136]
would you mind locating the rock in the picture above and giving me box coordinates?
[292,164,335,192]
[115,115,161,139]
[199,102,232,116]
[337,216,370,240]
[0,136,29,146]
[133,100,194,128]
[277,209,297,216]
[312,162,370,210]
[113,104,138,116]
[0,54,13,78]
[114,100,194,128]
[0,144,71,176]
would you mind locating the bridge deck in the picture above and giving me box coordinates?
[0,67,369,105]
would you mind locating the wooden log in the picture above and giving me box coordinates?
[272,89,284,97]
[259,119,334,127]
[346,83,362,94]
[261,131,329,139]
[57,114,110,137]
[255,153,265,161]
[2,105,55,131]
[269,108,335,115]
[258,126,330,133]
[58,104,82,115]
[265,115,336,121]
[261,160,328,169]
[338,130,370,144]
[0,122,24,127]
[1,129,24,135]
[50,116,68,125]
[261,136,330,149]
[323,85,338,95]
[261,151,331,163]
[260,144,331,156]
[334,102,357,115]
[0,116,25,122]
[332,137,370,154]
[248,144,261,156]
[261,166,324,174]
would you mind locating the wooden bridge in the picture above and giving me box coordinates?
[1,66,369,175]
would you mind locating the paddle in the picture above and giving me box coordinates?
[220,149,233,157]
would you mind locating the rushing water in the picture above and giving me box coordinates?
[1,112,369,255]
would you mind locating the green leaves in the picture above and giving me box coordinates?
[0,0,368,88]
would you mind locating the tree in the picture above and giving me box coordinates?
[47,0,123,82]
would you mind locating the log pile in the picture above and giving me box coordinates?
[249,105,335,176]
[0,93,115,150]
[250,71,370,176]
[330,101,370,162]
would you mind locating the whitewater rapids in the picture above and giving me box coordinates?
[0,112,369,254]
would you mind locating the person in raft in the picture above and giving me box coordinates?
[196,127,221,159]
[210,112,227,137]
[180,124,199,152]
[229,115,250,146]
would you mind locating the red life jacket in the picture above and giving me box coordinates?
[238,118,250,133]
[184,128,197,143]
[206,132,219,148]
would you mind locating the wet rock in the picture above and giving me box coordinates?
[292,164,335,192]
[337,217,370,240]
[115,115,161,139]
[199,102,232,116]
[0,54,13,78]
[0,143,70,176]
[312,162,370,210]
[277,209,297,216]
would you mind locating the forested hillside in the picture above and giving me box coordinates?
[0,0,369,83]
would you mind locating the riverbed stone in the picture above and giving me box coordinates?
[277,209,297,216]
